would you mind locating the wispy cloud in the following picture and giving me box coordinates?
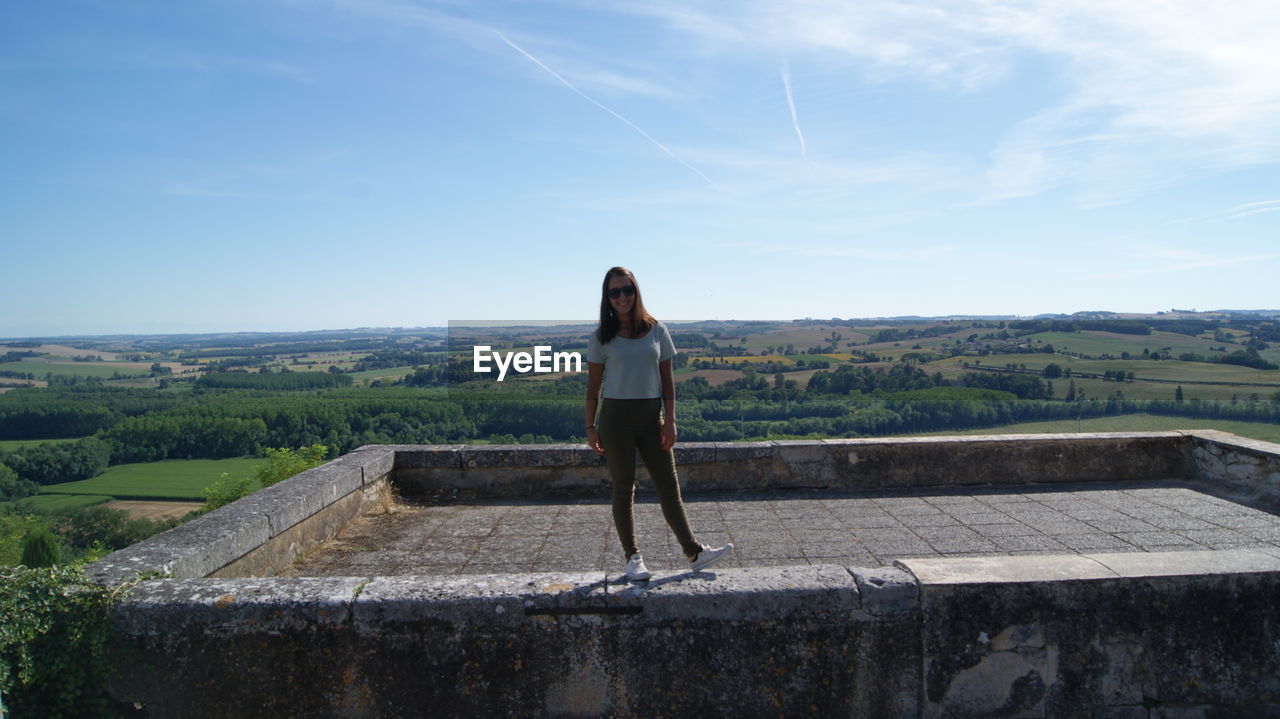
[625,1,1280,205]
[780,63,808,162]
[1227,200,1280,219]
[1168,198,1280,224]
[326,0,676,98]
[1088,252,1280,280]
[494,31,712,185]
[716,239,955,261]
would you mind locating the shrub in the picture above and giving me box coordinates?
[0,565,123,718]
[19,528,61,568]
[201,474,253,512]
[53,506,176,551]
[255,444,329,488]
[0,463,38,502]
[19,527,62,565]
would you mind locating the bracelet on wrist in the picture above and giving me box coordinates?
[585,425,595,430]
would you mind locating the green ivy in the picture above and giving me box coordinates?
[0,565,135,718]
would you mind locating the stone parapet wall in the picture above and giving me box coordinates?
[390,432,1196,497]
[87,446,396,585]
[904,549,1280,717]
[105,550,1280,717]
[1187,429,1280,508]
[109,565,920,717]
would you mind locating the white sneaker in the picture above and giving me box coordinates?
[625,553,652,581]
[690,543,734,572]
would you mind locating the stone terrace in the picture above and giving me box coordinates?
[281,481,1280,577]
[88,430,1280,718]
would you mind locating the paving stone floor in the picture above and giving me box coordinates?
[280,480,1280,577]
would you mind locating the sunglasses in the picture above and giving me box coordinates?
[608,285,636,299]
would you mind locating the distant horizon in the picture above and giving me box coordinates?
[3,308,1279,342]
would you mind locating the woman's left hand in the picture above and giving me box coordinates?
[660,419,677,451]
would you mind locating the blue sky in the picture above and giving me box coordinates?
[3,1,1278,336]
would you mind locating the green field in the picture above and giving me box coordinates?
[1026,330,1223,357]
[903,414,1280,444]
[0,493,113,513]
[925,353,1280,402]
[737,325,870,350]
[40,457,262,500]
[0,358,150,379]
[936,353,1279,383]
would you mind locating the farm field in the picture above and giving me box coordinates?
[103,500,204,521]
[39,457,262,501]
[925,354,1280,402]
[0,493,112,513]
[1025,330,1224,357]
[901,414,1280,445]
[675,368,749,386]
[736,325,868,350]
[854,335,972,361]
[981,356,1275,384]
[278,351,369,371]
[0,358,149,379]
[0,343,120,360]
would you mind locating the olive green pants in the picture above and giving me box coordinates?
[597,398,701,560]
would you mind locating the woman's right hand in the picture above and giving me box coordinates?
[587,427,605,455]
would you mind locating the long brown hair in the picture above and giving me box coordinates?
[597,266,656,343]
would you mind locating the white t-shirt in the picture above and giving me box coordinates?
[586,321,677,399]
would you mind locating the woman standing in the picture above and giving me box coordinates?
[585,267,733,581]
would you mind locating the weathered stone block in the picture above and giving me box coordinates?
[87,544,194,586]
[87,510,272,584]
[231,474,329,538]
[608,564,859,621]
[850,565,920,616]
[1085,548,1280,578]
[109,577,366,717]
[391,444,464,469]
[772,440,840,487]
[115,577,363,633]
[915,556,1280,718]
[711,441,776,462]
[354,572,609,631]
[899,554,1117,584]
[329,446,395,483]
[459,445,529,468]
[672,441,716,465]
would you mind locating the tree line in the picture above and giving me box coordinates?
[3,388,1278,493]
[196,371,354,390]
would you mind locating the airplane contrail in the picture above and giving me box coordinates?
[1228,199,1280,219]
[781,65,808,161]
[495,31,713,185]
